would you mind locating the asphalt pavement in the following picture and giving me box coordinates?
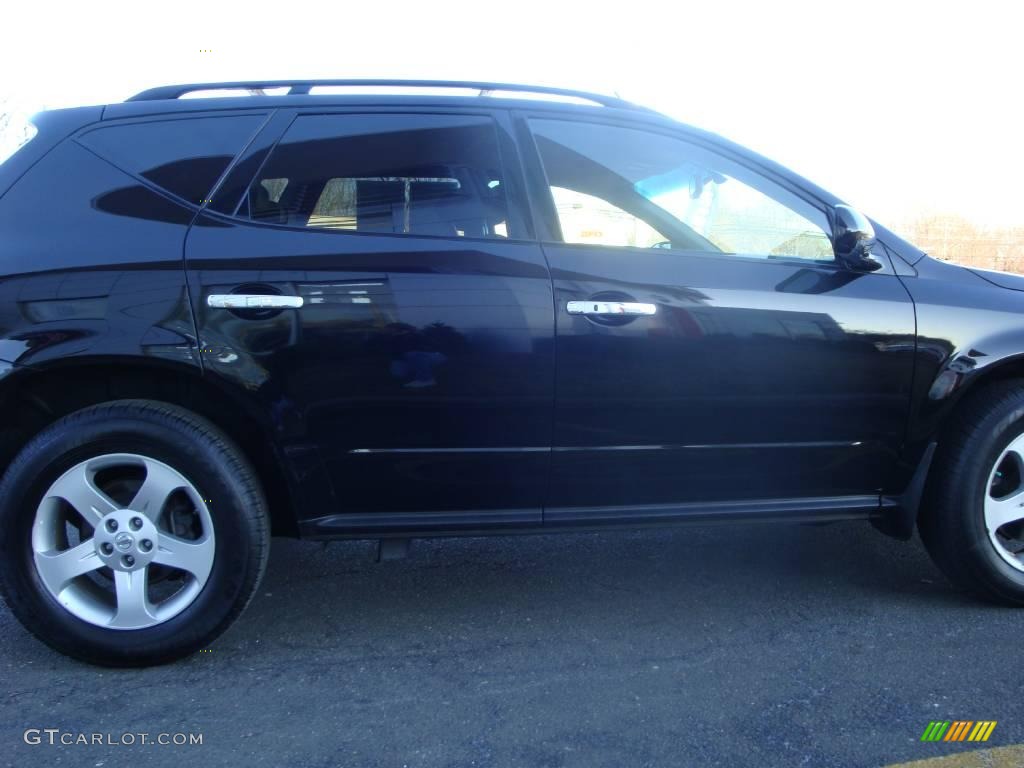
[2,520,1021,767]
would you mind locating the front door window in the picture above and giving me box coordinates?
[529,118,834,263]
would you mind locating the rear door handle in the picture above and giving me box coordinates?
[566,301,656,316]
[207,294,304,309]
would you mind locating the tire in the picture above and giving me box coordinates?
[920,380,1024,605]
[0,399,269,666]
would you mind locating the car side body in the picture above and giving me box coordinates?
[2,84,1024,551]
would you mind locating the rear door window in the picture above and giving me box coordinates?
[238,114,513,239]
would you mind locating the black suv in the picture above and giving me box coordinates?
[2,80,1023,667]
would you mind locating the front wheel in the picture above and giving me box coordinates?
[920,381,1024,605]
[0,400,269,666]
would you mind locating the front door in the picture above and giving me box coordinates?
[186,110,554,532]
[520,115,916,518]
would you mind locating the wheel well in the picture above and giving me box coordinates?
[916,364,1024,522]
[0,363,299,537]
[937,361,1024,445]
[976,359,1024,389]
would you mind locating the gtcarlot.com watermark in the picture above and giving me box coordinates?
[24,729,202,746]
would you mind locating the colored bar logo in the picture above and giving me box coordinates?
[920,721,997,742]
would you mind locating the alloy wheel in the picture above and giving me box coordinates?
[31,453,215,630]
[985,435,1024,573]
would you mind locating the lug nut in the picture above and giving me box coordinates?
[101,542,114,555]
[140,539,153,552]
[122,554,135,568]
[105,519,118,532]
[130,517,143,531]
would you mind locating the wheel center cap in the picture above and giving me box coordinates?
[93,509,158,570]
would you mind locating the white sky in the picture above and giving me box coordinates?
[1,0,1021,232]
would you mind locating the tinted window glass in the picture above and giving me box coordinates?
[551,186,667,248]
[529,119,833,262]
[78,115,265,206]
[240,114,512,239]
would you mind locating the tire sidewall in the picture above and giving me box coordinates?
[0,407,262,663]
[952,399,1024,596]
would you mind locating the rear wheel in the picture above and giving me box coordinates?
[0,400,269,666]
[920,381,1024,604]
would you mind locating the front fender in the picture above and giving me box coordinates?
[902,256,1024,458]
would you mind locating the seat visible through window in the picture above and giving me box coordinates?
[239,114,512,239]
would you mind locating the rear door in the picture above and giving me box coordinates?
[186,109,554,534]
[518,113,916,520]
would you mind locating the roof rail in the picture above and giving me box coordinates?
[125,79,647,111]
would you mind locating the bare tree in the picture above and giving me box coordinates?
[0,98,36,161]
[900,214,1024,275]
[0,101,12,137]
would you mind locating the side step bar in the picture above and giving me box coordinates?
[304,495,880,540]
[543,495,880,528]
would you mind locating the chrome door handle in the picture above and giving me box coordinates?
[207,294,304,309]
[566,301,657,316]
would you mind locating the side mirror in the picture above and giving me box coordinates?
[833,205,882,272]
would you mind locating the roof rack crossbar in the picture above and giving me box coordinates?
[126,79,646,110]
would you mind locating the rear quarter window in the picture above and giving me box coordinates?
[76,114,266,207]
